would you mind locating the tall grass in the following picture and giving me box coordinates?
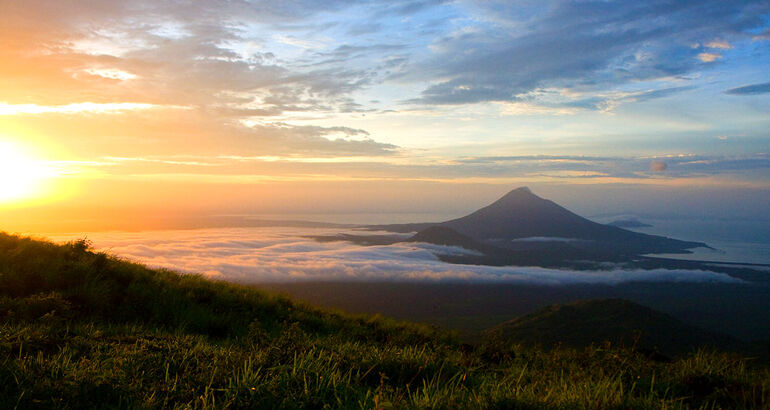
[0,232,767,408]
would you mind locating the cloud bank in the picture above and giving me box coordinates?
[47,227,741,285]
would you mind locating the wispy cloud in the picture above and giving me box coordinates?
[408,1,769,105]
[82,68,138,81]
[706,40,732,49]
[45,153,770,188]
[725,82,770,95]
[697,52,722,62]
[0,102,185,115]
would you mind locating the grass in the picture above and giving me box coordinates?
[0,232,768,408]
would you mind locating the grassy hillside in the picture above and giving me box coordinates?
[1,232,768,408]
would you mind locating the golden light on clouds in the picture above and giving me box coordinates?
[0,102,183,116]
[697,52,722,62]
[82,68,138,81]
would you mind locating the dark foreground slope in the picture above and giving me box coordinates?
[487,299,743,357]
[1,232,768,409]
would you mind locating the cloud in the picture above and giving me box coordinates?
[408,1,769,105]
[628,86,698,102]
[672,154,770,172]
[697,52,722,62]
[45,227,742,285]
[54,152,768,185]
[0,0,435,112]
[496,101,579,116]
[650,161,668,172]
[725,82,770,95]
[1,0,768,182]
[0,0,417,159]
[238,123,399,156]
[706,40,732,49]
[0,102,185,115]
[755,28,770,40]
[3,106,399,158]
[82,68,137,80]
[455,155,614,164]
[6,0,765,115]
[453,154,770,181]
[555,85,697,112]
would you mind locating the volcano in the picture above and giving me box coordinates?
[370,187,706,261]
[437,187,703,254]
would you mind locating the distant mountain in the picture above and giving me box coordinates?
[439,187,701,253]
[607,218,652,228]
[370,187,705,260]
[486,299,741,357]
[441,186,591,241]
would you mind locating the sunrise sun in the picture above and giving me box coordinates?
[0,140,56,204]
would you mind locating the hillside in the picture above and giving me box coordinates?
[486,299,743,357]
[0,232,768,408]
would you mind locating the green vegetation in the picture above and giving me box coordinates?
[1,232,768,409]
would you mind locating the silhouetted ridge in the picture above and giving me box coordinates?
[486,299,741,356]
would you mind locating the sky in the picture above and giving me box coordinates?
[1,0,769,232]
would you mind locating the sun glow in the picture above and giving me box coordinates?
[0,140,58,204]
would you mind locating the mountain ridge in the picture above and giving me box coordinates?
[485,298,744,357]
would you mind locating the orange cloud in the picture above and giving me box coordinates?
[697,52,722,62]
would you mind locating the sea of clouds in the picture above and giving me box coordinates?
[46,227,742,285]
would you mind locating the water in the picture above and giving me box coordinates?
[599,217,770,265]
